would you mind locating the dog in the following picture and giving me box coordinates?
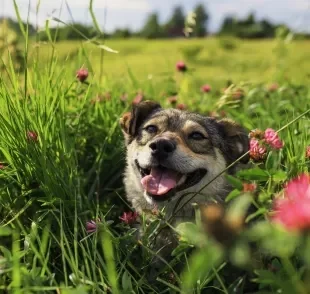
[120,100,249,224]
[120,100,250,281]
[120,100,252,284]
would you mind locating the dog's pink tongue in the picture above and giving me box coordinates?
[141,168,178,196]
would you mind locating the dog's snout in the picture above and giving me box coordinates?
[149,139,176,159]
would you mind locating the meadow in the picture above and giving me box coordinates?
[0,31,310,293]
[32,38,310,86]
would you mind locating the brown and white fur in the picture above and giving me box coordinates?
[120,101,250,225]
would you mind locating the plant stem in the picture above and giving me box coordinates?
[212,267,229,294]
[281,257,308,294]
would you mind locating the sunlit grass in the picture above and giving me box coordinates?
[0,5,310,293]
[27,38,310,87]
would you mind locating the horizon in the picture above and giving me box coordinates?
[1,0,310,34]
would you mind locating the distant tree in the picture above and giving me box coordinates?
[164,6,185,37]
[66,24,97,40]
[112,28,132,39]
[219,16,237,35]
[261,19,275,38]
[241,12,255,26]
[218,13,277,39]
[140,12,162,39]
[192,3,209,37]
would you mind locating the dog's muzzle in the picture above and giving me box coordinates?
[135,160,207,201]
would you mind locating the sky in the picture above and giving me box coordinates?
[1,0,310,33]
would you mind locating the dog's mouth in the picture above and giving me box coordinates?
[135,160,207,200]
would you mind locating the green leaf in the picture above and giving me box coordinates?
[237,168,270,181]
[121,271,133,291]
[225,189,241,202]
[51,17,118,53]
[181,246,223,292]
[245,208,267,223]
[247,222,300,257]
[227,276,245,294]
[226,194,252,222]
[226,174,243,190]
[230,241,251,267]
[97,44,119,54]
[89,0,102,34]
[301,235,310,266]
[175,222,207,246]
[13,0,26,39]
[171,242,193,257]
[258,191,272,203]
[0,226,11,236]
[270,170,287,182]
[253,270,295,294]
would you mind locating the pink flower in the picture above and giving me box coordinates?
[132,93,144,105]
[264,128,284,150]
[176,61,187,72]
[76,68,88,82]
[86,220,99,234]
[176,103,187,110]
[0,163,5,169]
[243,183,257,193]
[27,131,38,142]
[201,84,211,93]
[272,174,310,231]
[249,138,267,162]
[119,211,138,225]
[267,83,279,92]
[306,146,310,159]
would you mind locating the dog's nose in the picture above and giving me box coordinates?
[149,139,176,159]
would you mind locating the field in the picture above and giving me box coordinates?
[33,38,310,85]
[0,34,310,294]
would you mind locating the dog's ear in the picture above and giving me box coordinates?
[120,100,161,140]
[120,112,131,134]
[217,119,249,164]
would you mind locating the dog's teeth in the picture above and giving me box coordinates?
[177,175,187,186]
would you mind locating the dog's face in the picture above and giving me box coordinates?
[120,101,249,210]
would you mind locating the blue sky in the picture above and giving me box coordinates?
[1,0,310,33]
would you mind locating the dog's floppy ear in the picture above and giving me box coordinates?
[217,119,249,164]
[120,100,161,140]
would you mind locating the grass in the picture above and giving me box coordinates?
[0,15,310,293]
[29,38,310,87]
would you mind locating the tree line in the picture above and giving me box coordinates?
[2,3,310,41]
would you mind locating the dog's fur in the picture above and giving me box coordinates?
[120,101,250,224]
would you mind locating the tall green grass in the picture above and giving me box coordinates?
[0,3,310,293]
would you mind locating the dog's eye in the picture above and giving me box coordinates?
[145,125,158,134]
[189,132,206,140]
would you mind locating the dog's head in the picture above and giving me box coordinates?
[120,101,249,206]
